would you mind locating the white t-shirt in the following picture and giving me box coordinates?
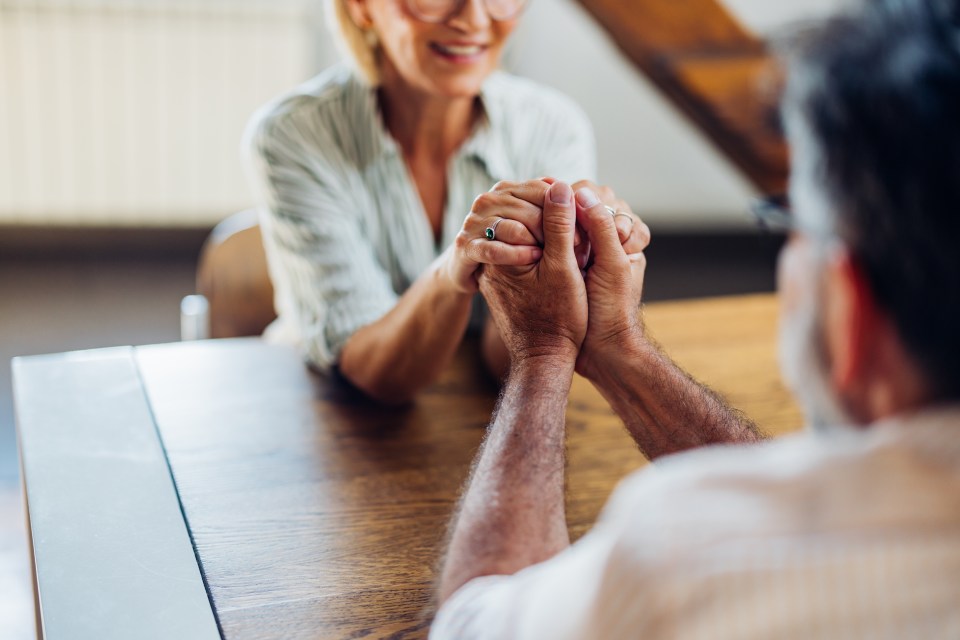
[244,64,596,371]
[432,407,960,639]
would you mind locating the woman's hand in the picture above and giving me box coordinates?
[571,180,650,258]
[443,179,553,293]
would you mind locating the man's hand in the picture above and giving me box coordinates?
[573,186,651,381]
[439,181,585,605]
[479,181,588,367]
[570,186,761,458]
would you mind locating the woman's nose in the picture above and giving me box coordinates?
[447,0,493,31]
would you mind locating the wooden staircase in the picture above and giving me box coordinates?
[576,0,788,194]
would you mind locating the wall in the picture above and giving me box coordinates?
[0,0,321,226]
[0,0,842,229]
[503,0,843,229]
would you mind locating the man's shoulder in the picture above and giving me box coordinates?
[604,418,960,548]
[606,431,837,523]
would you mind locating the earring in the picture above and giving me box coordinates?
[364,28,379,48]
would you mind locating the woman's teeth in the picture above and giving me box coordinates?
[434,44,484,56]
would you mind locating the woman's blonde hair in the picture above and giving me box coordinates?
[327,0,381,85]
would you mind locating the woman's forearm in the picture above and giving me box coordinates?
[337,179,554,404]
[338,255,474,404]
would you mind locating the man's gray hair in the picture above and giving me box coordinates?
[777,0,960,399]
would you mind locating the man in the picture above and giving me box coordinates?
[430,0,960,637]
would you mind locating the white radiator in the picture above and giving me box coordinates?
[0,0,328,227]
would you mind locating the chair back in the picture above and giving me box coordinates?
[197,209,277,338]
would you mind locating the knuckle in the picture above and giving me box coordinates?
[502,220,520,243]
[471,192,495,212]
[589,205,616,226]
[543,218,575,239]
[465,238,485,261]
[521,227,538,245]
[490,224,509,246]
[637,223,652,247]
[505,220,531,245]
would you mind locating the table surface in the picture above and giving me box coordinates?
[15,293,802,640]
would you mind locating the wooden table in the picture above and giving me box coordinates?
[14,294,801,640]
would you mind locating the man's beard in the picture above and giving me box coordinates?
[778,279,853,432]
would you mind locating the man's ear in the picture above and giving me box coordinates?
[821,246,880,393]
[345,0,374,29]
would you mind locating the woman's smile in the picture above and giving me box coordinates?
[428,40,490,64]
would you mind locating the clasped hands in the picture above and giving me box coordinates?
[454,178,650,379]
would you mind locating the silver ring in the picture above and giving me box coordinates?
[613,212,636,228]
[484,218,504,241]
[605,205,635,229]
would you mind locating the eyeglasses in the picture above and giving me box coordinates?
[749,193,794,234]
[405,0,527,23]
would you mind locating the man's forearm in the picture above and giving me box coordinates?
[591,334,763,460]
[437,356,573,604]
[480,318,511,382]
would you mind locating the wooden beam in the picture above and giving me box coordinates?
[575,0,789,194]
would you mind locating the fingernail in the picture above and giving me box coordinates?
[576,187,600,208]
[549,181,573,204]
[531,248,542,260]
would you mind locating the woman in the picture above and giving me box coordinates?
[245,0,641,403]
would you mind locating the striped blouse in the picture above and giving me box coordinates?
[243,63,596,372]
[431,407,960,639]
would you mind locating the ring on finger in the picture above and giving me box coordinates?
[614,212,635,229]
[605,205,636,230]
[484,218,504,241]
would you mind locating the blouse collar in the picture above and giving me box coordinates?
[354,69,516,182]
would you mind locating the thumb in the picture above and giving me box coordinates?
[542,181,577,263]
[575,187,627,268]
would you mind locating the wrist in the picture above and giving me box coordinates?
[512,336,579,368]
[580,323,649,384]
[509,350,577,386]
[433,251,477,298]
